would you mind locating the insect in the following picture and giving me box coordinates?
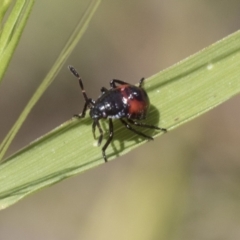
[69,65,166,162]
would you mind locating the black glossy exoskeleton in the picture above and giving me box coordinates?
[69,66,166,162]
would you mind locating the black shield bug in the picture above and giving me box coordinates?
[69,66,166,162]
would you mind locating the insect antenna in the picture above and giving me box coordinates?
[68,65,89,102]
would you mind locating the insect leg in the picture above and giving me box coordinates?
[110,79,130,88]
[102,119,114,162]
[120,119,153,140]
[92,120,97,139]
[127,119,167,132]
[92,119,104,146]
[138,78,145,88]
[73,98,95,118]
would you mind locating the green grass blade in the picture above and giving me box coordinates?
[0,0,101,161]
[0,30,240,210]
[0,0,35,83]
[0,0,12,25]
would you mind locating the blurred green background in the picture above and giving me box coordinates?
[1,0,240,239]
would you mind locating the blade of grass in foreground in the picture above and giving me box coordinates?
[0,0,12,25]
[0,0,35,83]
[0,0,101,161]
[0,30,240,209]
